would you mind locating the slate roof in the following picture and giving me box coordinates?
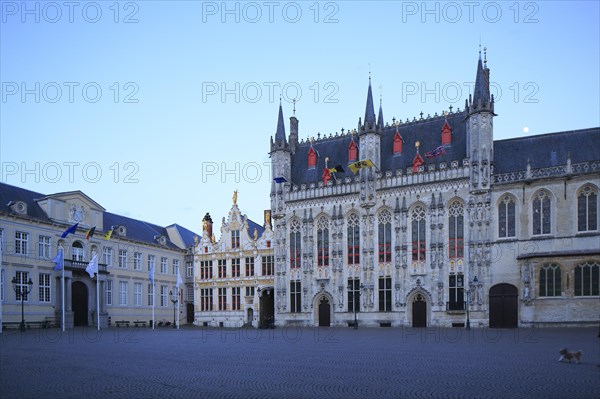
[290,111,468,185]
[493,127,600,174]
[0,182,199,250]
[246,217,266,240]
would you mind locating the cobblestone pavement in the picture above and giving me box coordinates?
[1,326,599,399]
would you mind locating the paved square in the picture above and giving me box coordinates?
[1,326,599,398]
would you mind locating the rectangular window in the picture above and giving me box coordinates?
[187,286,194,302]
[186,261,193,278]
[15,231,28,255]
[574,264,599,296]
[134,282,142,306]
[38,235,51,259]
[290,280,301,313]
[231,230,240,249]
[347,222,360,265]
[106,280,113,306]
[118,249,127,268]
[411,219,426,262]
[200,260,213,280]
[134,252,142,271]
[348,278,360,313]
[378,223,392,263]
[119,281,128,306]
[218,287,227,311]
[14,271,30,301]
[262,255,274,276]
[39,273,51,303]
[160,285,168,307]
[448,274,464,310]
[160,257,168,274]
[245,257,255,277]
[231,258,240,278]
[245,286,255,297]
[317,227,329,266]
[378,277,392,312]
[147,283,154,306]
[232,287,241,310]
[148,255,155,272]
[200,288,213,311]
[449,215,464,259]
[218,259,226,278]
[103,247,113,266]
[290,228,301,269]
[173,259,180,275]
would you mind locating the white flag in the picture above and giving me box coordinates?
[86,253,98,278]
[176,269,183,289]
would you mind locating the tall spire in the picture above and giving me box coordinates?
[364,76,376,127]
[275,99,287,144]
[472,48,491,107]
[377,94,384,129]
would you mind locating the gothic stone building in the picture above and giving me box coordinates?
[193,195,275,328]
[0,182,198,329]
[269,53,599,328]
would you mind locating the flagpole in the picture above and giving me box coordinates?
[61,247,65,332]
[96,275,100,331]
[176,290,180,330]
[152,283,155,330]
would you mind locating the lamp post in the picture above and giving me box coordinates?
[12,276,33,333]
[348,282,364,329]
[169,290,178,329]
[465,276,478,330]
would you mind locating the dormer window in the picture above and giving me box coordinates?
[308,147,317,169]
[348,140,357,162]
[441,120,452,146]
[393,131,403,155]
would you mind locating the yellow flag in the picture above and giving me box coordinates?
[348,159,375,174]
[104,229,113,240]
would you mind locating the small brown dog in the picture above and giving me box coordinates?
[558,348,583,364]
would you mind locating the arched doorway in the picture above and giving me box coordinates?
[247,308,254,324]
[259,288,274,328]
[72,281,88,326]
[318,297,331,327]
[412,293,427,327]
[489,284,518,328]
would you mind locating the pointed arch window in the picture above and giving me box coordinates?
[539,263,561,297]
[577,185,598,232]
[498,195,516,238]
[348,140,357,162]
[533,190,551,235]
[347,214,360,265]
[378,210,392,263]
[448,201,464,259]
[411,206,426,262]
[574,262,599,296]
[317,217,330,267]
[308,147,317,169]
[290,220,301,269]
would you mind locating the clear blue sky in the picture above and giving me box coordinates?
[1,1,599,235]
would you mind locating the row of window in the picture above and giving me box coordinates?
[499,186,598,238]
[0,230,184,276]
[198,286,256,311]
[198,256,274,280]
[538,262,599,297]
[289,204,464,268]
[106,281,180,307]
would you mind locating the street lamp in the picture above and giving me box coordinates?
[169,290,178,329]
[12,276,33,333]
[347,281,364,329]
[465,276,478,330]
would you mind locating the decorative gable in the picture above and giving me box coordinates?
[393,130,403,155]
[308,146,317,169]
[348,139,357,162]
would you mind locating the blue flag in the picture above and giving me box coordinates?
[61,223,79,238]
[52,248,64,271]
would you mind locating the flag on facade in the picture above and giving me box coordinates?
[85,226,96,240]
[412,153,424,173]
[176,269,183,289]
[348,159,375,174]
[149,263,155,284]
[104,229,113,240]
[85,253,98,278]
[273,176,287,183]
[52,247,64,271]
[425,145,447,158]
[322,167,332,185]
[60,223,78,238]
